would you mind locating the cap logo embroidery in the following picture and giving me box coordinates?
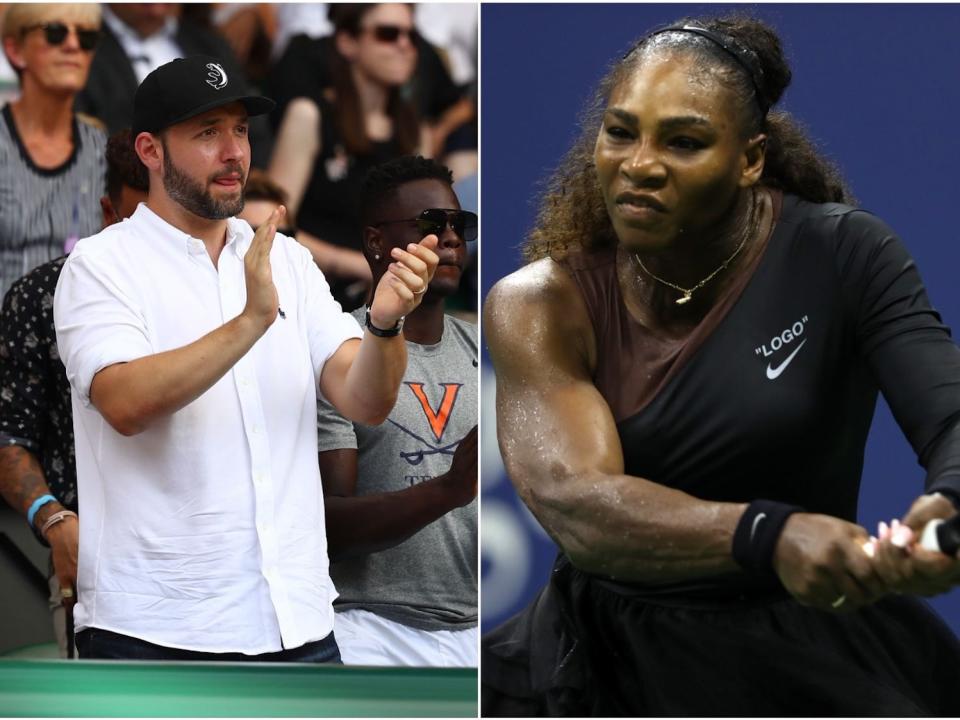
[205,62,228,90]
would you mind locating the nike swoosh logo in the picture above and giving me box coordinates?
[750,513,766,542]
[766,338,808,380]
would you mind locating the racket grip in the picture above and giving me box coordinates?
[920,516,960,555]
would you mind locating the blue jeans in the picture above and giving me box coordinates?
[76,627,342,663]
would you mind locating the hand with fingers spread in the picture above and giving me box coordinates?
[871,493,960,596]
[773,513,886,612]
[242,205,285,331]
[368,235,440,332]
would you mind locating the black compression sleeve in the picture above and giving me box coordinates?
[837,211,960,502]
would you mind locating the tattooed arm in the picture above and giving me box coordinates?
[0,445,78,602]
[0,453,79,610]
[0,261,79,598]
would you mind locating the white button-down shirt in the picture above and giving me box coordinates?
[54,204,363,653]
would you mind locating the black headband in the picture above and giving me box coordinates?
[626,24,769,116]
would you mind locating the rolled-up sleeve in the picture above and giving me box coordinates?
[53,253,153,407]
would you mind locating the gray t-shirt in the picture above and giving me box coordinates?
[317,310,478,631]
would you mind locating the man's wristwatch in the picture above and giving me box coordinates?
[365,307,404,337]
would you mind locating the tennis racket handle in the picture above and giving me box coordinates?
[920,515,960,555]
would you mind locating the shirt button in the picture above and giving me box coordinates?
[252,425,259,435]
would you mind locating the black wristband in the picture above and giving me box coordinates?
[732,499,804,577]
[364,307,403,338]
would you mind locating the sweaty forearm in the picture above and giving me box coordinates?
[523,465,747,584]
[91,313,265,436]
[326,474,462,560]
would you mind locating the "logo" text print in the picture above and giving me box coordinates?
[755,316,809,358]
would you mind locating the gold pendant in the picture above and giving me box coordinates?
[676,292,692,305]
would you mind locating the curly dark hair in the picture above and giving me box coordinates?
[359,155,454,226]
[105,128,149,202]
[523,15,854,263]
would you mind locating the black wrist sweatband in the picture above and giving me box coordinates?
[732,500,804,576]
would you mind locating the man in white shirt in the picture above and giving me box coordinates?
[54,55,437,661]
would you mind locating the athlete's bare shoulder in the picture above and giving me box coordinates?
[484,258,595,377]
[486,257,580,317]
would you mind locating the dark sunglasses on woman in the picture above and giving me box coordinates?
[375,209,478,243]
[22,22,101,52]
[364,24,421,45]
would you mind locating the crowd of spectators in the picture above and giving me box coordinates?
[0,2,478,660]
[1,1,478,310]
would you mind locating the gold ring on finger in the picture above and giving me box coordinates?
[60,587,74,599]
[413,286,427,296]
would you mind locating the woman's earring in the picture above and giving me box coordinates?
[374,253,381,260]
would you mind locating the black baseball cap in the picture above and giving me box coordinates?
[132,55,275,136]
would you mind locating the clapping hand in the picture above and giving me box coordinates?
[368,235,440,331]
[438,425,478,508]
[242,205,284,331]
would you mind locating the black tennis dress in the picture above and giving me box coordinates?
[481,194,960,716]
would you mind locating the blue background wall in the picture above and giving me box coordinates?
[480,4,960,637]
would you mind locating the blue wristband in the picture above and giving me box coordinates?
[26,494,57,529]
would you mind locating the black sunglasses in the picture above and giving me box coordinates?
[375,209,478,243]
[363,24,421,45]
[23,22,101,51]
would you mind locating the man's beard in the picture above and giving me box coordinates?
[162,150,245,220]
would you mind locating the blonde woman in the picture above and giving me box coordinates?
[0,3,105,298]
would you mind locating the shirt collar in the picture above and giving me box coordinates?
[132,203,251,258]
[226,217,254,258]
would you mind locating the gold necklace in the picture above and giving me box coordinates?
[633,193,758,305]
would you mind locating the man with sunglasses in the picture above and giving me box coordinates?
[54,56,438,661]
[317,156,478,667]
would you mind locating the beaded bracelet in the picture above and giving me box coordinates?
[40,510,78,540]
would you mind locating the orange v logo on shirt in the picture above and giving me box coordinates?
[406,382,463,442]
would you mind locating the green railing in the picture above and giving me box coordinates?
[0,659,477,717]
